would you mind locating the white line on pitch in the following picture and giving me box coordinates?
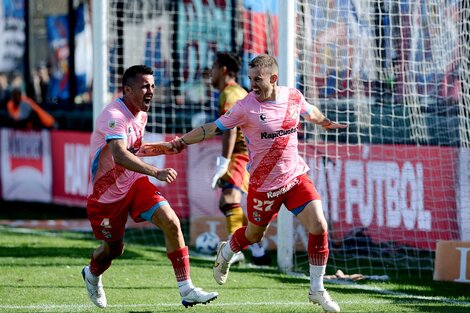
[1,298,469,311]
[289,272,470,306]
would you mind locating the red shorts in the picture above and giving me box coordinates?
[219,153,249,193]
[246,174,320,226]
[86,176,168,242]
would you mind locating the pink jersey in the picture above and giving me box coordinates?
[87,98,147,203]
[215,86,314,192]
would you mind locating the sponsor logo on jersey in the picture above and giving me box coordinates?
[260,127,297,139]
[266,177,300,199]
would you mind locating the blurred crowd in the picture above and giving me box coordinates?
[0,64,57,130]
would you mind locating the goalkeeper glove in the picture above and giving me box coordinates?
[211,156,230,189]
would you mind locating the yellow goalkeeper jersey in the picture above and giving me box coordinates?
[218,82,248,155]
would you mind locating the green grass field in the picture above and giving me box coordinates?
[0,226,469,313]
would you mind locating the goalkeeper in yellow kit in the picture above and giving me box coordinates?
[210,52,270,265]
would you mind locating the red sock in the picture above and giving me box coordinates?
[167,246,190,282]
[89,255,112,276]
[229,226,251,252]
[308,232,329,266]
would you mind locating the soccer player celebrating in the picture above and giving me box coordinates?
[210,52,270,265]
[169,55,346,312]
[82,65,218,309]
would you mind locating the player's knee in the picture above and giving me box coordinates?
[160,216,181,235]
[108,241,125,259]
[309,220,328,235]
[247,233,264,243]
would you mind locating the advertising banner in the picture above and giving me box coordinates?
[50,130,91,207]
[0,128,52,202]
[0,0,25,72]
[0,129,463,250]
[46,3,92,100]
[48,131,190,218]
[458,148,470,241]
[188,140,460,250]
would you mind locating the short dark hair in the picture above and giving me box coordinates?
[248,54,278,73]
[122,65,153,89]
[215,52,241,77]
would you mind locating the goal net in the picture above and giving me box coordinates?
[101,0,470,277]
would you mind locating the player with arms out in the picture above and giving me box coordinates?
[81,65,218,309]
[210,52,270,265]
[169,55,346,312]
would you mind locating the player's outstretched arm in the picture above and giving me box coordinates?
[304,105,348,130]
[169,122,221,152]
[136,142,178,157]
[321,120,348,130]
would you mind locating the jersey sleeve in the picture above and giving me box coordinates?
[299,90,315,117]
[214,101,245,131]
[99,110,127,142]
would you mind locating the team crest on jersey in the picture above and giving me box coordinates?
[127,126,132,135]
[108,119,116,129]
[259,113,267,123]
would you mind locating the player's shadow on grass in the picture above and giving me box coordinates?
[0,246,143,260]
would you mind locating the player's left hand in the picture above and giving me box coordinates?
[136,142,178,156]
[211,156,230,189]
[156,168,177,183]
[322,120,348,130]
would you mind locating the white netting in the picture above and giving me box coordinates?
[103,0,470,276]
[295,0,469,277]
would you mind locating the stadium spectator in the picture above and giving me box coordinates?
[6,87,56,129]
[169,54,347,312]
[209,51,270,265]
[0,73,9,108]
[81,65,218,309]
[32,62,50,105]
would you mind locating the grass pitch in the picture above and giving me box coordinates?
[0,226,469,313]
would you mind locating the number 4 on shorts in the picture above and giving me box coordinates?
[100,218,112,228]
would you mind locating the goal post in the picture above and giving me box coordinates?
[91,0,108,129]
[276,0,295,273]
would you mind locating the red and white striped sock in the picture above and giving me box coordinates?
[223,226,251,261]
[167,246,194,296]
[308,232,329,292]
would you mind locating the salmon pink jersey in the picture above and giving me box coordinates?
[87,98,147,203]
[215,86,314,192]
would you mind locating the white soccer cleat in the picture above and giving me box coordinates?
[231,251,245,265]
[81,265,107,308]
[213,241,231,285]
[308,289,340,312]
[181,287,218,307]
